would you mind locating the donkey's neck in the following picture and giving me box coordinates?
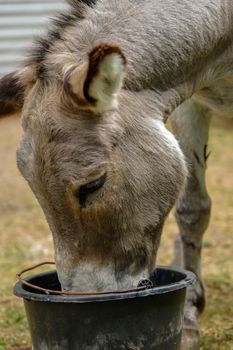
[46,0,233,106]
[72,1,233,78]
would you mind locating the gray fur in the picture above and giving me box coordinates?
[1,1,233,348]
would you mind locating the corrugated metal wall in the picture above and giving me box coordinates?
[0,0,67,76]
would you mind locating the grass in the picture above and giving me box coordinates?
[0,115,232,349]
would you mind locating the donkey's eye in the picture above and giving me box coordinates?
[78,173,107,208]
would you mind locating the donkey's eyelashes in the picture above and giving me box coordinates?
[77,172,107,208]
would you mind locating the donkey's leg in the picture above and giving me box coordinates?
[171,99,212,350]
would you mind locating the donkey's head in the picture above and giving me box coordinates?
[0,15,187,293]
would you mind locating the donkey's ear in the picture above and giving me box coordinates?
[0,70,27,116]
[64,44,126,113]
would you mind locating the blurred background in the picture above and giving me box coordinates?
[0,0,66,75]
[0,1,233,350]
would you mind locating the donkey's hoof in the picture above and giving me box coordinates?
[181,326,200,350]
[181,304,200,350]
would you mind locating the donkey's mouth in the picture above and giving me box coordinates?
[58,262,149,293]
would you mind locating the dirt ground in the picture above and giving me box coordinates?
[0,115,232,350]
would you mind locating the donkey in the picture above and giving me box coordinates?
[1,0,233,348]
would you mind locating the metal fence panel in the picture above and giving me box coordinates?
[0,0,67,75]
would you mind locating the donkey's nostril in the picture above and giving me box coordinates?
[77,172,107,208]
[62,285,72,292]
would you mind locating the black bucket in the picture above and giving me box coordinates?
[14,266,195,350]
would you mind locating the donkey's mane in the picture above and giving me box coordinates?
[26,0,97,78]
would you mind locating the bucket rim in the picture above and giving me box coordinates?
[13,266,196,303]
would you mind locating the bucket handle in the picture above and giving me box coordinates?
[16,261,149,296]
